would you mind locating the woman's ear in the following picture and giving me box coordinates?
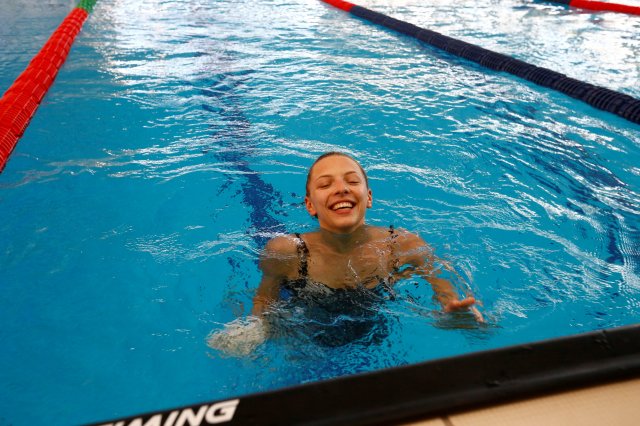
[304,196,317,217]
[366,189,373,208]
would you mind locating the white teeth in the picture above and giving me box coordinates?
[332,202,353,210]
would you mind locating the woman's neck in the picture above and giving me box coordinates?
[318,224,370,253]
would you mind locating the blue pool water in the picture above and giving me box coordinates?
[1,0,639,424]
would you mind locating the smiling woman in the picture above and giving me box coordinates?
[208,152,480,356]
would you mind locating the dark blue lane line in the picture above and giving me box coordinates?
[199,71,286,249]
[470,96,634,307]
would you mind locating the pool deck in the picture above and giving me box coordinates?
[405,377,640,426]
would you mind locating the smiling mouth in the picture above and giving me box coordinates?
[331,201,354,211]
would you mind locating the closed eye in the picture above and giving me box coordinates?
[316,179,331,188]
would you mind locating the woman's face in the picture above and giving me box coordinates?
[304,155,372,234]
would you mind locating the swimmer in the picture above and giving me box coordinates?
[208,152,482,356]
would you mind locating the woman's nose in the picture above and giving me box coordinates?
[334,180,350,193]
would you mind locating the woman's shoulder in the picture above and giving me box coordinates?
[367,225,420,242]
[374,225,432,255]
[388,227,435,266]
[264,234,303,255]
[260,234,304,276]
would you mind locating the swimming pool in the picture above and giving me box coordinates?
[1,0,639,424]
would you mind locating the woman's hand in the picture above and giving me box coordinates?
[444,297,484,323]
[207,316,267,357]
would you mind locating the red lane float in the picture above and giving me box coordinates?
[0,7,89,172]
[321,0,355,12]
[569,0,640,15]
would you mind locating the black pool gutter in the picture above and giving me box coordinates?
[90,323,640,426]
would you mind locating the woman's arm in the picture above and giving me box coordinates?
[395,230,482,321]
[208,235,300,357]
[252,235,299,316]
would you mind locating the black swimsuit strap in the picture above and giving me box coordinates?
[294,233,309,279]
[388,225,400,274]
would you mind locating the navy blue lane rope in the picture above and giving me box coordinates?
[321,0,640,125]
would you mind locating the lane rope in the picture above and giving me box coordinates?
[547,0,640,15]
[1,0,637,173]
[320,0,640,126]
[0,0,97,173]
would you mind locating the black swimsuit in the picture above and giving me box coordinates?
[283,226,398,293]
[271,227,398,347]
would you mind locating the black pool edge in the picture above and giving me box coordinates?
[89,323,640,426]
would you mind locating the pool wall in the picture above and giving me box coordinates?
[89,324,640,425]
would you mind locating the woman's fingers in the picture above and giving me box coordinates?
[445,297,476,311]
